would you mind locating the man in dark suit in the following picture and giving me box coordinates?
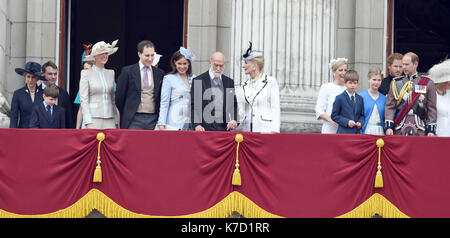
[191,52,238,131]
[30,84,66,129]
[115,40,165,130]
[331,70,365,134]
[41,61,74,128]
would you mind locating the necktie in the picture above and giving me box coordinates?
[46,105,52,119]
[213,76,221,87]
[351,95,355,108]
[143,67,150,88]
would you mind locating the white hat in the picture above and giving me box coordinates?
[428,59,450,84]
[152,53,162,67]
[83,40,118,62]
[242,42,263,61]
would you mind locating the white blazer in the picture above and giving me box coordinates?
[241,74,280,133]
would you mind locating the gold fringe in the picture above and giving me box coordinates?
[337,193,409,218]
[0,193,414,218]
[0,190,411,218]
[0,190,282,218]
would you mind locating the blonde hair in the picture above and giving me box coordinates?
[250,56,265,71]
[330,58,348,72]
[367,68,382,79]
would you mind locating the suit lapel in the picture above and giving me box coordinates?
[40,103,52,122]
[151,66,159,88]
[243,75,268,105]
[133,63,142,92]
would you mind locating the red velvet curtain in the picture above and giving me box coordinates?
[0,128,449,217]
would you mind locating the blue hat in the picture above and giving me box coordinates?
[15,62,46,81]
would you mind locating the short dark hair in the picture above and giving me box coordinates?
[42,61,58,73]
[344,70,359,83]
[44,83,59,98]
[168,50,193,76]
[137,40,155,53]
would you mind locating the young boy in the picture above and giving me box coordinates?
[331,70,365,134]
[30,84,66,129]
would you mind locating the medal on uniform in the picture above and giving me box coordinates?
[414,85,427,94]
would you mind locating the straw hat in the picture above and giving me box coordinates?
[428,59,450,84]
[83,40,118,62]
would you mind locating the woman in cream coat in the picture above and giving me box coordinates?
[80,40,119,129]
[240,43,280,133]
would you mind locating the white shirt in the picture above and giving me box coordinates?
[365,104,384,135]
[139,61,153,87]
[436,90,450,137]
[315,82,346,134]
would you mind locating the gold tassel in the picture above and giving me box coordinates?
[232,134,244,186]
[93,132,106,183]
[375,138,384,188]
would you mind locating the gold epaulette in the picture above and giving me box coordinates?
[391,78,413,106]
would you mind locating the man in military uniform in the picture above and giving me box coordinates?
[379,53,404,96]
[385,52,437,136]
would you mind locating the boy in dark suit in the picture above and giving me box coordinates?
[331,70,365,134]
[30,84,65,129]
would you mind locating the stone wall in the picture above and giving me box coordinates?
[0,0,57,102]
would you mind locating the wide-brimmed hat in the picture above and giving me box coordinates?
[15,61,45,80]
[83,40,118,62]
[429,59,450,84]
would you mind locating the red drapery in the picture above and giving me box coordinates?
[0,128,449,218]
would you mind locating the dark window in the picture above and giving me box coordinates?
[394,0,450,73]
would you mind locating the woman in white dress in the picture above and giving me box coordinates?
[315,58,348,133]
[359,68,386,135]
[428,59,450,137]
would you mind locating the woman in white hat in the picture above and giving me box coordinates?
[79,40,119,129]
[428,59,450,136]
[156,47,195,130]
[315,58,348,134]
[241,42,280,133]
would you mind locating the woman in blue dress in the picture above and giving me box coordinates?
[360,68,386,135]
[157,47,195,130]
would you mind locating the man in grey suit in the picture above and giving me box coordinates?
[115,40,165,130]
[191,52,238,131]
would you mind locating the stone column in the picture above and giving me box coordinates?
[2,0,58,102]
[337,0,385,91]
[187,0,233,76]
[4,0,28,102]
